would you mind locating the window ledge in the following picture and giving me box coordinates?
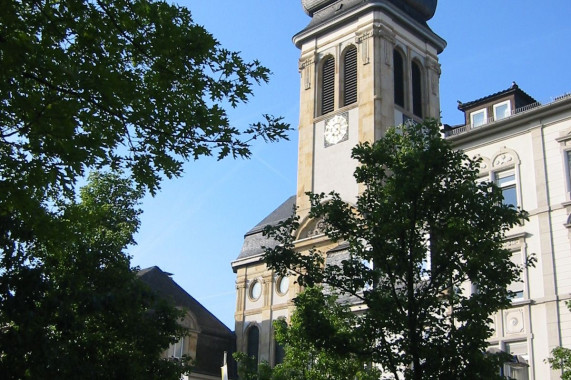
[510,298,532,306]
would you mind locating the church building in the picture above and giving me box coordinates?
[231,1,571,379]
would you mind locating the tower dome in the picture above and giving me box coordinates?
[301,0,438,21]
[301,0,336,16]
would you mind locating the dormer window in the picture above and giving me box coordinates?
[493,100,511,121]
[470,108,487,128]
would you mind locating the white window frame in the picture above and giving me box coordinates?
[493,100,511,121]
[508,250,525,300]
[493,169,518,208]
[168,336,184,358]
[565,149,571,200]
[470,108,488,128]
[502,340,530,380]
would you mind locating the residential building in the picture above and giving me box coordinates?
[138,266,236,380]
[445,86,571,379]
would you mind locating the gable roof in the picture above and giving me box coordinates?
[137,266,234,336]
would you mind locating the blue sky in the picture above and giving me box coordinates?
[129,1,571,329]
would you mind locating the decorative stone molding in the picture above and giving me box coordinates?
[503,233,526,251]
[426,57,441,95]
[493,153,515,167]
[372,23,395,66]
[474,155,491,172]
[355,28,373,65]
[304,218,327,238]
[504,308,525,335]
[299,57,314,90]
[492,147,520,168]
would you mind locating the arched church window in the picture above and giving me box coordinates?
[320,55,335,115]
[411,60,423,118]
[247,325,259,363]
[342,45,357,106]
[393,49,405,108]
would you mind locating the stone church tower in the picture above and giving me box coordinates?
[232,0,446,366]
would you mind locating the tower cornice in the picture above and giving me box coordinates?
[293,0,446,53]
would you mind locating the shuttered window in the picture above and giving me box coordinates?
[393,49,405,108]
[412,61,423,118]
[321,56,335,115]
[343,46,357,106]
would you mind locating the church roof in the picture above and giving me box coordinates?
[234,195,296,262]
[137,266,234,336]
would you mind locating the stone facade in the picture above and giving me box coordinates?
[447,92,571,379]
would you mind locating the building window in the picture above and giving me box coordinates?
[493,100,511,121]
[411,61,423,118]
[508,251,524,300]
[494,170,518,208]
[276,276,289,295]
[566,150,571,197]
[250,280,262,300]
[249,280,262,301]
[470,108,488,128]
[247,325,260,363]
[320,56,335,115]
[167,336,184,359]
[503,341,530,380]
[342,46,357,106]
[393,49,405,108]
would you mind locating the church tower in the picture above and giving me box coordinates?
[232,0,446,367]
[295,0,445,220]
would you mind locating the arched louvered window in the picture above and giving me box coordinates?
[343,46,357,106]
[412,61,423,118]
[321,56,335,115]
[247,325,259,363]
[393,49,405,108]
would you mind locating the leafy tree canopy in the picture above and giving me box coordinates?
[1,0,289,196]
[1,172,192,379]
[1,0,289,377]
[264,119,529,380]
[272,287,381,380]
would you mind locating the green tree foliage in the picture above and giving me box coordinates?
[1,172,192,378]
[272,287,381,380]
[233,352,273,380]
[547,301,571,379]
[265,119,528,380]
[1,0,288,377]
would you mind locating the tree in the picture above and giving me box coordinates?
[0,172,192,379]
[547,301,571,379]
[1,0,288,376]
[272,287,381,380]
[232,287,379,380]
[264,119,528,380]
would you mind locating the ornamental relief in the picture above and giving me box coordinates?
[492,148,520,168]
[504,308,525,335]
[473,155,491,172]
[493,153,514,167]
[299,217,328,239]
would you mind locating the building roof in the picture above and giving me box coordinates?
[234,195,296,262]
[137,266,234,336]
[294,0,445,52]
[302,0,437,21]
[457,82,537,112]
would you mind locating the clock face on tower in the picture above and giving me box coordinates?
[324,113,349,146]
